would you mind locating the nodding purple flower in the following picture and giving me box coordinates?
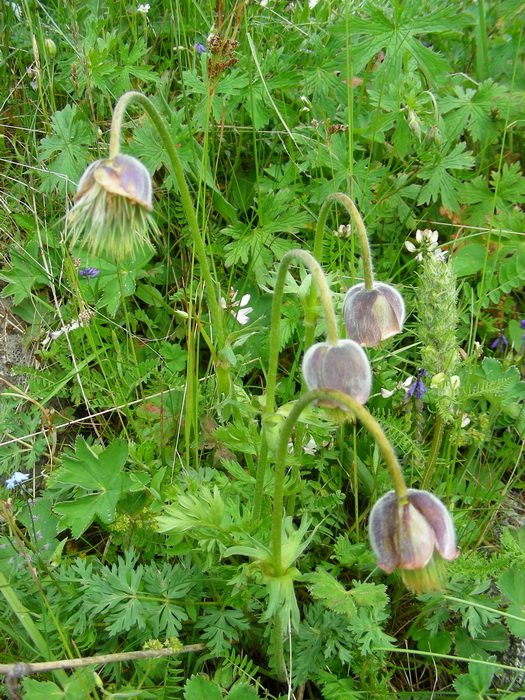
[404,368,428,400]
[79,267,100,278]
[193,43,206,54]
[490,333,508,352]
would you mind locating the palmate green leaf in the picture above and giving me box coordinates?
[336,1,470,86]
[441,79,507,144]
[38,104,95,195]
[53,438,129,538]
[498,566,525,637]
[184,677,223,700]
[453,657,495,699]
[0,239,53,305]
[417,142,474,212]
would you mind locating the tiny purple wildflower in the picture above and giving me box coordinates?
[404,368,428,400]
[490,333,508,352]
[193,43,206,54]
[6,472,29,489]
[79,267,100,278]
[520,319,525,330]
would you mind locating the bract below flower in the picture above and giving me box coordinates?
[343,282,405,347]
[369,488,459,593]
[302,339,372,409]
[68,154,155,261]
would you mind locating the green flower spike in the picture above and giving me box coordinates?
[369,488,459,593]
[68,153,155,260]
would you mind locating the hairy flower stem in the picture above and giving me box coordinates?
[314,193,375,290]
[108,92,229,392]
[291,193,375,505]
[272,388,407,575]
[252,250,339,522]
[270,388,406,676]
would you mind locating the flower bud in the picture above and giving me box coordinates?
[369,488,459,593]
[343,282,405,347]
[68,154,155,261]
[44,38,57,59]
[302,340,372,409]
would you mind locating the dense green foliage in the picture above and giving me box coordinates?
[1,0,524,697]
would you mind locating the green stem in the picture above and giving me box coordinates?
[272,388,407,577]
[0,570,69,686]
[108,92,228,392]
[421,412,445,491]
[272,614,287,682]
[314,192,375,290]
[252,250,339,522]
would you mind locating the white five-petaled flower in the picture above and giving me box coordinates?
[405,229,445,261]
[137,3,150,14]
[220,289,253,325]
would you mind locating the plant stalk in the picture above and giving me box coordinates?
[108,91,229,392]
[252,250,339,521]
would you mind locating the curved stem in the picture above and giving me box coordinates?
[108,92,228,391]
[272,388,407,577]
[252,250,339,521]
[314,192,375,291]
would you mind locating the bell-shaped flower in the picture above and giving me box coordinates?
[343,282,405,347]
[302,339,372,410]
[369,488,459,593]
[68,153,155,261]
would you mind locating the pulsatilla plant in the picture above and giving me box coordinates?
[369,488,459,593]
[66,91,231,393]
[68,153,155,259]
[243,212,459,679]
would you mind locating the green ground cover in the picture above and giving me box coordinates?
[0,0,524,697]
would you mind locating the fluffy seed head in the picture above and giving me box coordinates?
[68,154,155,261]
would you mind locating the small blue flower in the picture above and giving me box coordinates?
[490,333,508,352]
[193,42,206,54]
[5,472,29,489]
[79,267,100,278]
[404,368,428,400]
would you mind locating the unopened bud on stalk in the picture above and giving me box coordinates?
[302,340,372,413]
[369,488,459,593]
[68,154,155,261]
[343,282,405,347]
[44,38,57,59]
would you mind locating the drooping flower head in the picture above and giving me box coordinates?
[343,282,405,347]
[369,488,459,593]
[68,154,155,261]
[302,340,372,420]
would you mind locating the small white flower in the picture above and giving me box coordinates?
[303,437,317,455]
[406,229,443,261]
[137,3,150,14]
[43,310,95,346]
[10,2,22,20]
[381,388,395,398]
[220,289,253,325]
